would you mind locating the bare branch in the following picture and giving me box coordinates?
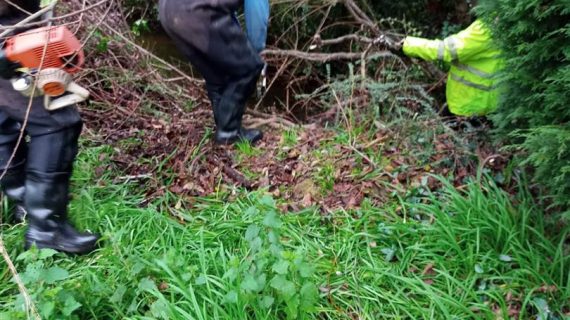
[263,49,398,63]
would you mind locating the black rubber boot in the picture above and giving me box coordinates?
[0,162,27,223]
[208,73,264,146]
[215,127,263,145]
[24,171,99,254]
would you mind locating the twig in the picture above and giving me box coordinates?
[5,0,33,15]
[115,174,153,181]
[317,34,375,47]
[222,164,252,189]
[0,238,41,320]
[0,1,56,38]
[0,0,108,33]
[246,110,298,127]
[343,0,380,36]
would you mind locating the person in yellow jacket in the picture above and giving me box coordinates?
[402,20,502,117]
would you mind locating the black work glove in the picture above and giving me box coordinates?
[0,50,20,79]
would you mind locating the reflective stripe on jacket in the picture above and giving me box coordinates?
[403,20,502,116]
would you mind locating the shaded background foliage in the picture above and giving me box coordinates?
[477,0,570,214]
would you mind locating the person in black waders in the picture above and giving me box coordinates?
[0,0,99,254]
[159,0,270,145]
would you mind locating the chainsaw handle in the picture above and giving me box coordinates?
[44,81,89,111]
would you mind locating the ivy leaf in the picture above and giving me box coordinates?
[272,260,290,275]
[43,266,70,284]
[270,275,296,298]
[62,296,82,316]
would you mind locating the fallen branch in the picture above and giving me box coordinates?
[263,49,397,63]
[222,164,252,189]
[315,34,374,47]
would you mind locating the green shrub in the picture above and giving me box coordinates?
[476,0,570,213]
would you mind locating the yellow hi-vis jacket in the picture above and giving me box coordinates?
[403,20,502,116]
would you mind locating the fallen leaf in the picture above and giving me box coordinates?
[302,193,313,207]
[158,282,169,291]
[294,179,319,198]
[422,263,435,276]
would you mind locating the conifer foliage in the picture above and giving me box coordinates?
[477,0,570,213]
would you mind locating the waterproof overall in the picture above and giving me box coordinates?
[158,0,265,143]
[0,1,98,254]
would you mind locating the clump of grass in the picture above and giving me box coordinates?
[0,146,567,319]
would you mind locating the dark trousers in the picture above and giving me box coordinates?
[159,0,264,131]
[0,80,83,221]
[0,116,81,174]
[0,79,82,131]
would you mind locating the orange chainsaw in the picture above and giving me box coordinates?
[2,25,89,110]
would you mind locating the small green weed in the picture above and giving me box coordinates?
[282,130,299,147]
[315,162,335,193]
[131,19,150,37]
[223,196,318,318]
[236,140,261,158]
[3,248,80,319]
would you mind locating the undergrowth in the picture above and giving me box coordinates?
[1,143,567,319]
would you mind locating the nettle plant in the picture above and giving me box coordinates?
[224,196,319,319]
[8,248,81,319]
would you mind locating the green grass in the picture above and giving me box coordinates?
[0,145,568,319]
